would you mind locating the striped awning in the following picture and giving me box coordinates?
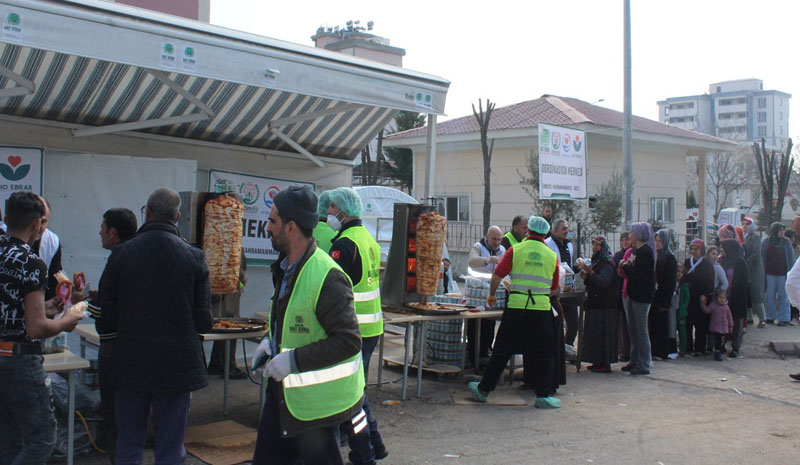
[0,0,450,164]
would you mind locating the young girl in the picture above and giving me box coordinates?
[676,264,690,355]
[701,288,734,361]
[706,246,728,293]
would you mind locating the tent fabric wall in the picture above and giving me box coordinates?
[43,151,197,288]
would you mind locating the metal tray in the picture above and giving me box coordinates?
[405,302,473,316]
[209,317,267,333]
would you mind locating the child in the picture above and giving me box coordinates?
[701,288,734,361]
[676,263,690,355]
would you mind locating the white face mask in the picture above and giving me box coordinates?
[327,213,343,231]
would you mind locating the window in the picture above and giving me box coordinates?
[650,197,675,223]
[436,194,470,222]
[758,97,767,108]
[688,102,695,109]
[758,126,766,137]
[779,111,783,121]
[736,112,747,119]
[758,112,767,122]
[718,112,733,120]
[735,98,746,104]
[719,99,732,106]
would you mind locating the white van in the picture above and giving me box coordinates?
[717,207,748,227]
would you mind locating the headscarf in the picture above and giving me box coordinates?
[734,226,745,244]
[792,216,800,239]
[768,222,785,245]
[590,235,611,270]
[690,238,706,255]
[718,224,736,242]
[743,217,756,235]
[655,228,674,262]
[631,222,657,271]
[719,239,743,270]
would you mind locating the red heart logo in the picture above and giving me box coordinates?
[8,156,21,168]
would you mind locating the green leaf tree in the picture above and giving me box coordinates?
[383,112,426,193]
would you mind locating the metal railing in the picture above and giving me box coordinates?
[445,223,493,251]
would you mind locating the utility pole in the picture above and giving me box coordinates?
[623,0,633,229]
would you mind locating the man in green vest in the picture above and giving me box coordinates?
[468,215,563,409]
[314,190,337,254]
[327,186,388,464]
[252,185,365,465]
[501,215,528,250]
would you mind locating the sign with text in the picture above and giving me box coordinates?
[537,123,587,200]
[0,146,42,208]
[208,170,313,265]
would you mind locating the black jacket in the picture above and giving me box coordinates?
[684,257,715,316]
[653,252,678,309]
[583,258,617,310]
[622,244,655,304]
[101,221,213,394]
[269,241,363,437]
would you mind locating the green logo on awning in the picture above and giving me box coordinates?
[7,13,20,25]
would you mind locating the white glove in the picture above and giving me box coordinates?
[252,337,273,371]
[266,350,293,382]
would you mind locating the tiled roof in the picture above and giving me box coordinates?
[387,95,730,145]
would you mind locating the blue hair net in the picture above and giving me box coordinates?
[329,187,363,218]
[318,190,332,218]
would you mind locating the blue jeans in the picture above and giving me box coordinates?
[765,274,790,322]
[0,354,57,465]
[346,335,385,464]
[115,390,191,465]
[626,298,652,371]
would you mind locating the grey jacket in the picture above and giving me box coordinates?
[268,241,363,437]
[744,232,764,304]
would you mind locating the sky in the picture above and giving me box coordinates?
[211,0,800,143]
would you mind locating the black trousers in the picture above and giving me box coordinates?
[648,306,670,358]
[98,340,116,464]
[467,319,496,366]
[253,379,344,465]
[479,309,556,398]
[562,302,579,346]
[687,307,710,354]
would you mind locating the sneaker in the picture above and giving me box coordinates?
[729,350,738,358]
[790,373,800,381]
[629,367,650,375]
[564,344,577,357]
[467,381,488,403]
[621,363,635,372]
[534,396,561,409]
[758,321,767,328]
[714,351,723,361]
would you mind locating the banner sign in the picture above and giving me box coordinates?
[0,146,42,208]
[537,123,587,200]
[209,170,314,266]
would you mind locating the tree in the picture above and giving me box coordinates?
[706,150,751,224]
[472,99,496,233]
[384,112,426,192]
[752,138,794,228]
[518,148,582,221]
[585,167,623,237]
[686,190,698,209]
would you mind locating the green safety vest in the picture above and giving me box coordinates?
[506,239,557,311]
[504,231,521,247]
[339,226,384,338]
[313,221,337,254]
[274,248,365,422]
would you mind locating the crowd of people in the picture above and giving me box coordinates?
[465,209,800,401]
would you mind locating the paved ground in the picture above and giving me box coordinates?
[72,321,800,465]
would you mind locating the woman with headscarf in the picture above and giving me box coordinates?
[613,232,632,361]
[578,235,618,373]
[717,224,737,244]
[742,217,767,327]
[650,229,678,360]
[684,239,715,355]
[719,239,750,357]
[761,222,794,325]
[619,222,656,375]
[734,226,745,245]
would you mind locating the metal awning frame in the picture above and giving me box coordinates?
[0,63,34,98]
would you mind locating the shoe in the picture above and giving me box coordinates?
[692,352,703,357]
[766,319,775,325]
[228,367,248,379]
[349,447,388,464]
[714,351,723,361]
[790,373,800,381]
[777,321,790,327]
[467,382,488,403]
[758,321,766,328]
[629,367,650,375]
[729,350,738,358]
[517,383,535,391]
[621,363,635,372]
[373,444,389,460]
[589,364,611,373]
[534,396,561,409]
